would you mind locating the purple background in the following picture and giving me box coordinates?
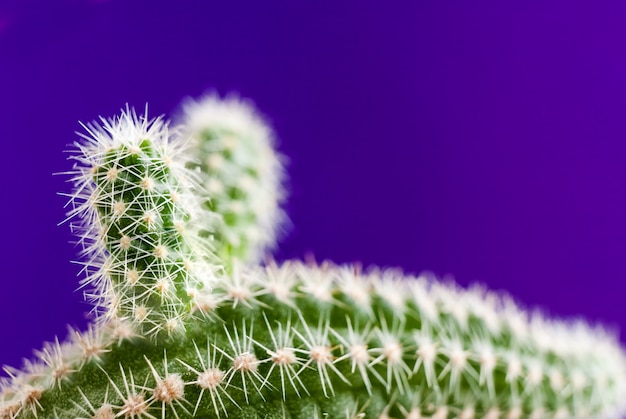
[1,0,625,385]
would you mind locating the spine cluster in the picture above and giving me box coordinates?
[1,98,625,419]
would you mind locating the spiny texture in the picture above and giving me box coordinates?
[2,261,626,418]
[179,95,286,265]
[64,108,217,336]
[2,102,626,419]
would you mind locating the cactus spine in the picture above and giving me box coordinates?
[1,99,626,419]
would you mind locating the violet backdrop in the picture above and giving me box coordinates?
[1,0,625,388]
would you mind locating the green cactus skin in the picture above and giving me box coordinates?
[178,94,286,266]
[1,105,626,419]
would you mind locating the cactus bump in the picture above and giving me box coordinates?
[1,97,625,418]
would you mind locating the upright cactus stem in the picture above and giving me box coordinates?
[179,94,286,267]
[1,100,626,419]
[65,108,217,336]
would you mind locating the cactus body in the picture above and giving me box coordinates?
[1,102,626,419]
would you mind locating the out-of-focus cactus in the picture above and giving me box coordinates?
[178,95,286,266]
[1,102,625,419]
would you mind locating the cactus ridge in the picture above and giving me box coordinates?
[2,101,626,419]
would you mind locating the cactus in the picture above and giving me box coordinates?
[62,107,218,337]
[177,94,286,266]
[1,99,626,419]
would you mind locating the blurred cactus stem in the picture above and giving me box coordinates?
[178,94,287,267]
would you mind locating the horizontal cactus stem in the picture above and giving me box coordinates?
[3,261,625,418]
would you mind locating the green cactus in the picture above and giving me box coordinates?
[1,100,626,419]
